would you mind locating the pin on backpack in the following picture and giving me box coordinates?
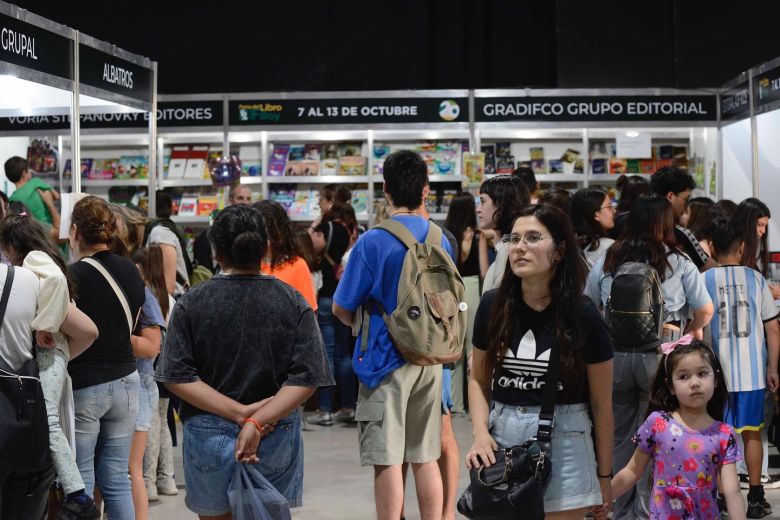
[359,220,468,365]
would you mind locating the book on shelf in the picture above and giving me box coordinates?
[268,144,290,176]
[590,140,609,158]
[178,196,198,217]
[531,159,545,175]
[351,190,368,214]
[591,158,608,174]
[463,153,485,185]
[285,160,320,176]
[117,156,148,179]
[184,146,209,180]
[440,189,459,213]
[417,141,460,176]
[481,145,496,175]
[672,146,688,169]
[425,190,438,213]
[530,147,545,161]
[338,156,367,176]
[548,159,564,174]
[323,144,338,159]
[288,145,305,162]
[321,158,339,175]
[269,186,296,210]
[167,146,190,179]
[239,145,262,177]
[372,144,391,176]
[89,158,119,180]
[242,161,261,177]
[658,145,674,160]
[304,144,322,161]
[496,142,512,159]
[517,160,532,170]
[496,156,515,175]
[339,143,363,157]
[573,159,584,174]
[640,159,656,174]
[609,158,628,175]
[197,195,218,216]
[289,190,311,218]
[655,159,673,169]
[626,159,641,174]
[561,149,580,164]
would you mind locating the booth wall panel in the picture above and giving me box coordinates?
[757,112,780,253]
[721,120,754,206]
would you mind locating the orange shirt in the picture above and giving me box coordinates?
[261,256,318,311]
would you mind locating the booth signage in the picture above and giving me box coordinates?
[228,97,468,125]
[79,44,152,103]
[0,12,72,80]
[720,82,750,121]
[754,68,780,109]
[0,100,223,131]
[475,95,717,122]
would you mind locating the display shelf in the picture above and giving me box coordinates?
[588,173,653,182]
[265,175,370,184]
[483,173,584,183]
[289,213,369,223]
[61,178,151,188]
[160,178,214,188]
[370,174,466,184]
[239,176,264,185]
[171,216,210,225]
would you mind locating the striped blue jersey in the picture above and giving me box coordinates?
[704,266,779,392]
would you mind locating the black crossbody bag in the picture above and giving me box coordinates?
[457,338,560,520]
[0,266,51,470]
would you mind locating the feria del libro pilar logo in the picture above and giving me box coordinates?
[438,99,460,121]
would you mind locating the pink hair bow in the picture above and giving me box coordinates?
[660,334,693,356]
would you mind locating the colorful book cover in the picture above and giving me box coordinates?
[573,159,584,174]
[609,158,628,175]
[530,147,545,161]
[655,159,673,169]
[425,190,438,213]
[481,145,496,175]
[339,143,362,157]
[117,156,148,179]
[285,160,319,176]
[241,161,261,177]
[591,158,608,174]
[590,141,608,158]
[351,190,369,215]
[561,149,580,164]
[90,158,119,180]
[673,146,688,168]
[178,196,198,217]
[197,195,219,216]
[80,158,94,179]
[659,145,674,160]
[167,146,190,179]
[321,158,339,175]
[495,142,512,159]
[289,190,311,217]
[463,153,485,185]
[184,146,209,179]
[608,143,618,158]
[548,159,564,174]
[323,144,339,159]
[304,144,322,161]
[625,159,641,173]
[268,144,290,176]
[441,189,459,212]
[269,186,296,210]
[338,156,367,176]
[531,159,545,175]
[288,145,305,162]
[496,155,515,175]
[640,160,656,174]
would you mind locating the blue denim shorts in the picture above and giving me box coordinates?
[182,411,303,516]
[441,367,453,414]
[134,373,158,432]
[489,402,601,512]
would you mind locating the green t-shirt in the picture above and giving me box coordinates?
[8,177,54,224]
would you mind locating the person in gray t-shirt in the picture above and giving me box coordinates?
[155,204,334,514]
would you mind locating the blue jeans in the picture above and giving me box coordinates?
[182,411,303,516]
[317,296,337,412]
[74,371,140,520]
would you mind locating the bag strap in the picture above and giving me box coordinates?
[81,257,134,334]
[424,221,444,247]
[536,329,560,445]
[377,219,419,250]
[0,265,15,331]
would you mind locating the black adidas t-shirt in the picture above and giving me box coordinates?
[472,289,613,406]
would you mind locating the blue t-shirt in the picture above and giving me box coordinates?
[333,216,454,388]
[136,286,166,375]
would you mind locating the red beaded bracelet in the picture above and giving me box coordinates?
[244,417,266,435]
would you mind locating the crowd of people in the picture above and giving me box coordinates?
[1,150,779,520]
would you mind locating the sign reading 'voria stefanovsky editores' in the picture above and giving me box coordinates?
[0,100,223,131]
[476,95,718,122]
[79,43,153,104]
[228,97,468,125]
[0,12,73,80]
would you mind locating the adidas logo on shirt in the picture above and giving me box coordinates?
[496,330,563,391]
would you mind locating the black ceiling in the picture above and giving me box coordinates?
[14,0,780,94]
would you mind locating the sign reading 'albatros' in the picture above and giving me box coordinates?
[79,43,152,104]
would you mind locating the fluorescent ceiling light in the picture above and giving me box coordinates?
[626,131,640,138]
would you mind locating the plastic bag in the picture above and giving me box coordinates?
[228,463,292,520]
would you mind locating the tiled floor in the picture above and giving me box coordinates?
[148,415,780,519]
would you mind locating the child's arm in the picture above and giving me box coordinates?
[60,301,98,359]
[131,325,161,358]
[610,448,651,500]
[765,319,780,391]
[720,463,746,520]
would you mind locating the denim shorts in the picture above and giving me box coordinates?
[489,402,602,512]
[135,373,159,432]
[182,411,303,516]
[441,367,453,414]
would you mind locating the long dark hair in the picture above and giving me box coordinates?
[479,175,530,235]
[444,194,478,266]
[571,188,609,252]
[484,204,589,397]
[132,245,170,320]
[616,175,651,213]
[253,200,299,268]
[324,202,359,243]
[604,194,678,282]
[733,197,771,276]
[0,207,75,297]
[647,339,730,421]
[684,197,714,232]
[690,199,736,242]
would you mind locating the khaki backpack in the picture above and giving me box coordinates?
[359,220,468,366]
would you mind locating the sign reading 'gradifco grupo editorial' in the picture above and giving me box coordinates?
[79,43,152,104]
[476,95,718,122]
[228,97,468,125]
[0,12,73,80]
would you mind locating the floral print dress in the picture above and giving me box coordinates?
[634,411,741,520]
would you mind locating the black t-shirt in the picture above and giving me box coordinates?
[68,251,146,390]
[472,289,613,406]
[155,274,335,420]
[316,220,351,298]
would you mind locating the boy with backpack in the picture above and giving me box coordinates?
[705,218,780,518]
[333,150,467,520]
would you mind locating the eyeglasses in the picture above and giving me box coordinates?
[500,232,552,248]
[599,203,616,212]
[674,193,691,206]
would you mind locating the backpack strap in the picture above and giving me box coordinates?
[424,221,444,247]
[377,219,419,250]
[0,265,15,331]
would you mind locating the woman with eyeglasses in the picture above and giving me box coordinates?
[476,175,530,294]
[585,193,714,520]
[467,203,614,519]
[571,188,616,269]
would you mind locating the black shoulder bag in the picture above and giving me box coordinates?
[457,337,560,520]
[0,266,51,470]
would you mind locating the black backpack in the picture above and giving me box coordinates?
[605,262,665,351]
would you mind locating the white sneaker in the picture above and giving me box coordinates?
[333,409,356,423]
[306,412,333,426]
